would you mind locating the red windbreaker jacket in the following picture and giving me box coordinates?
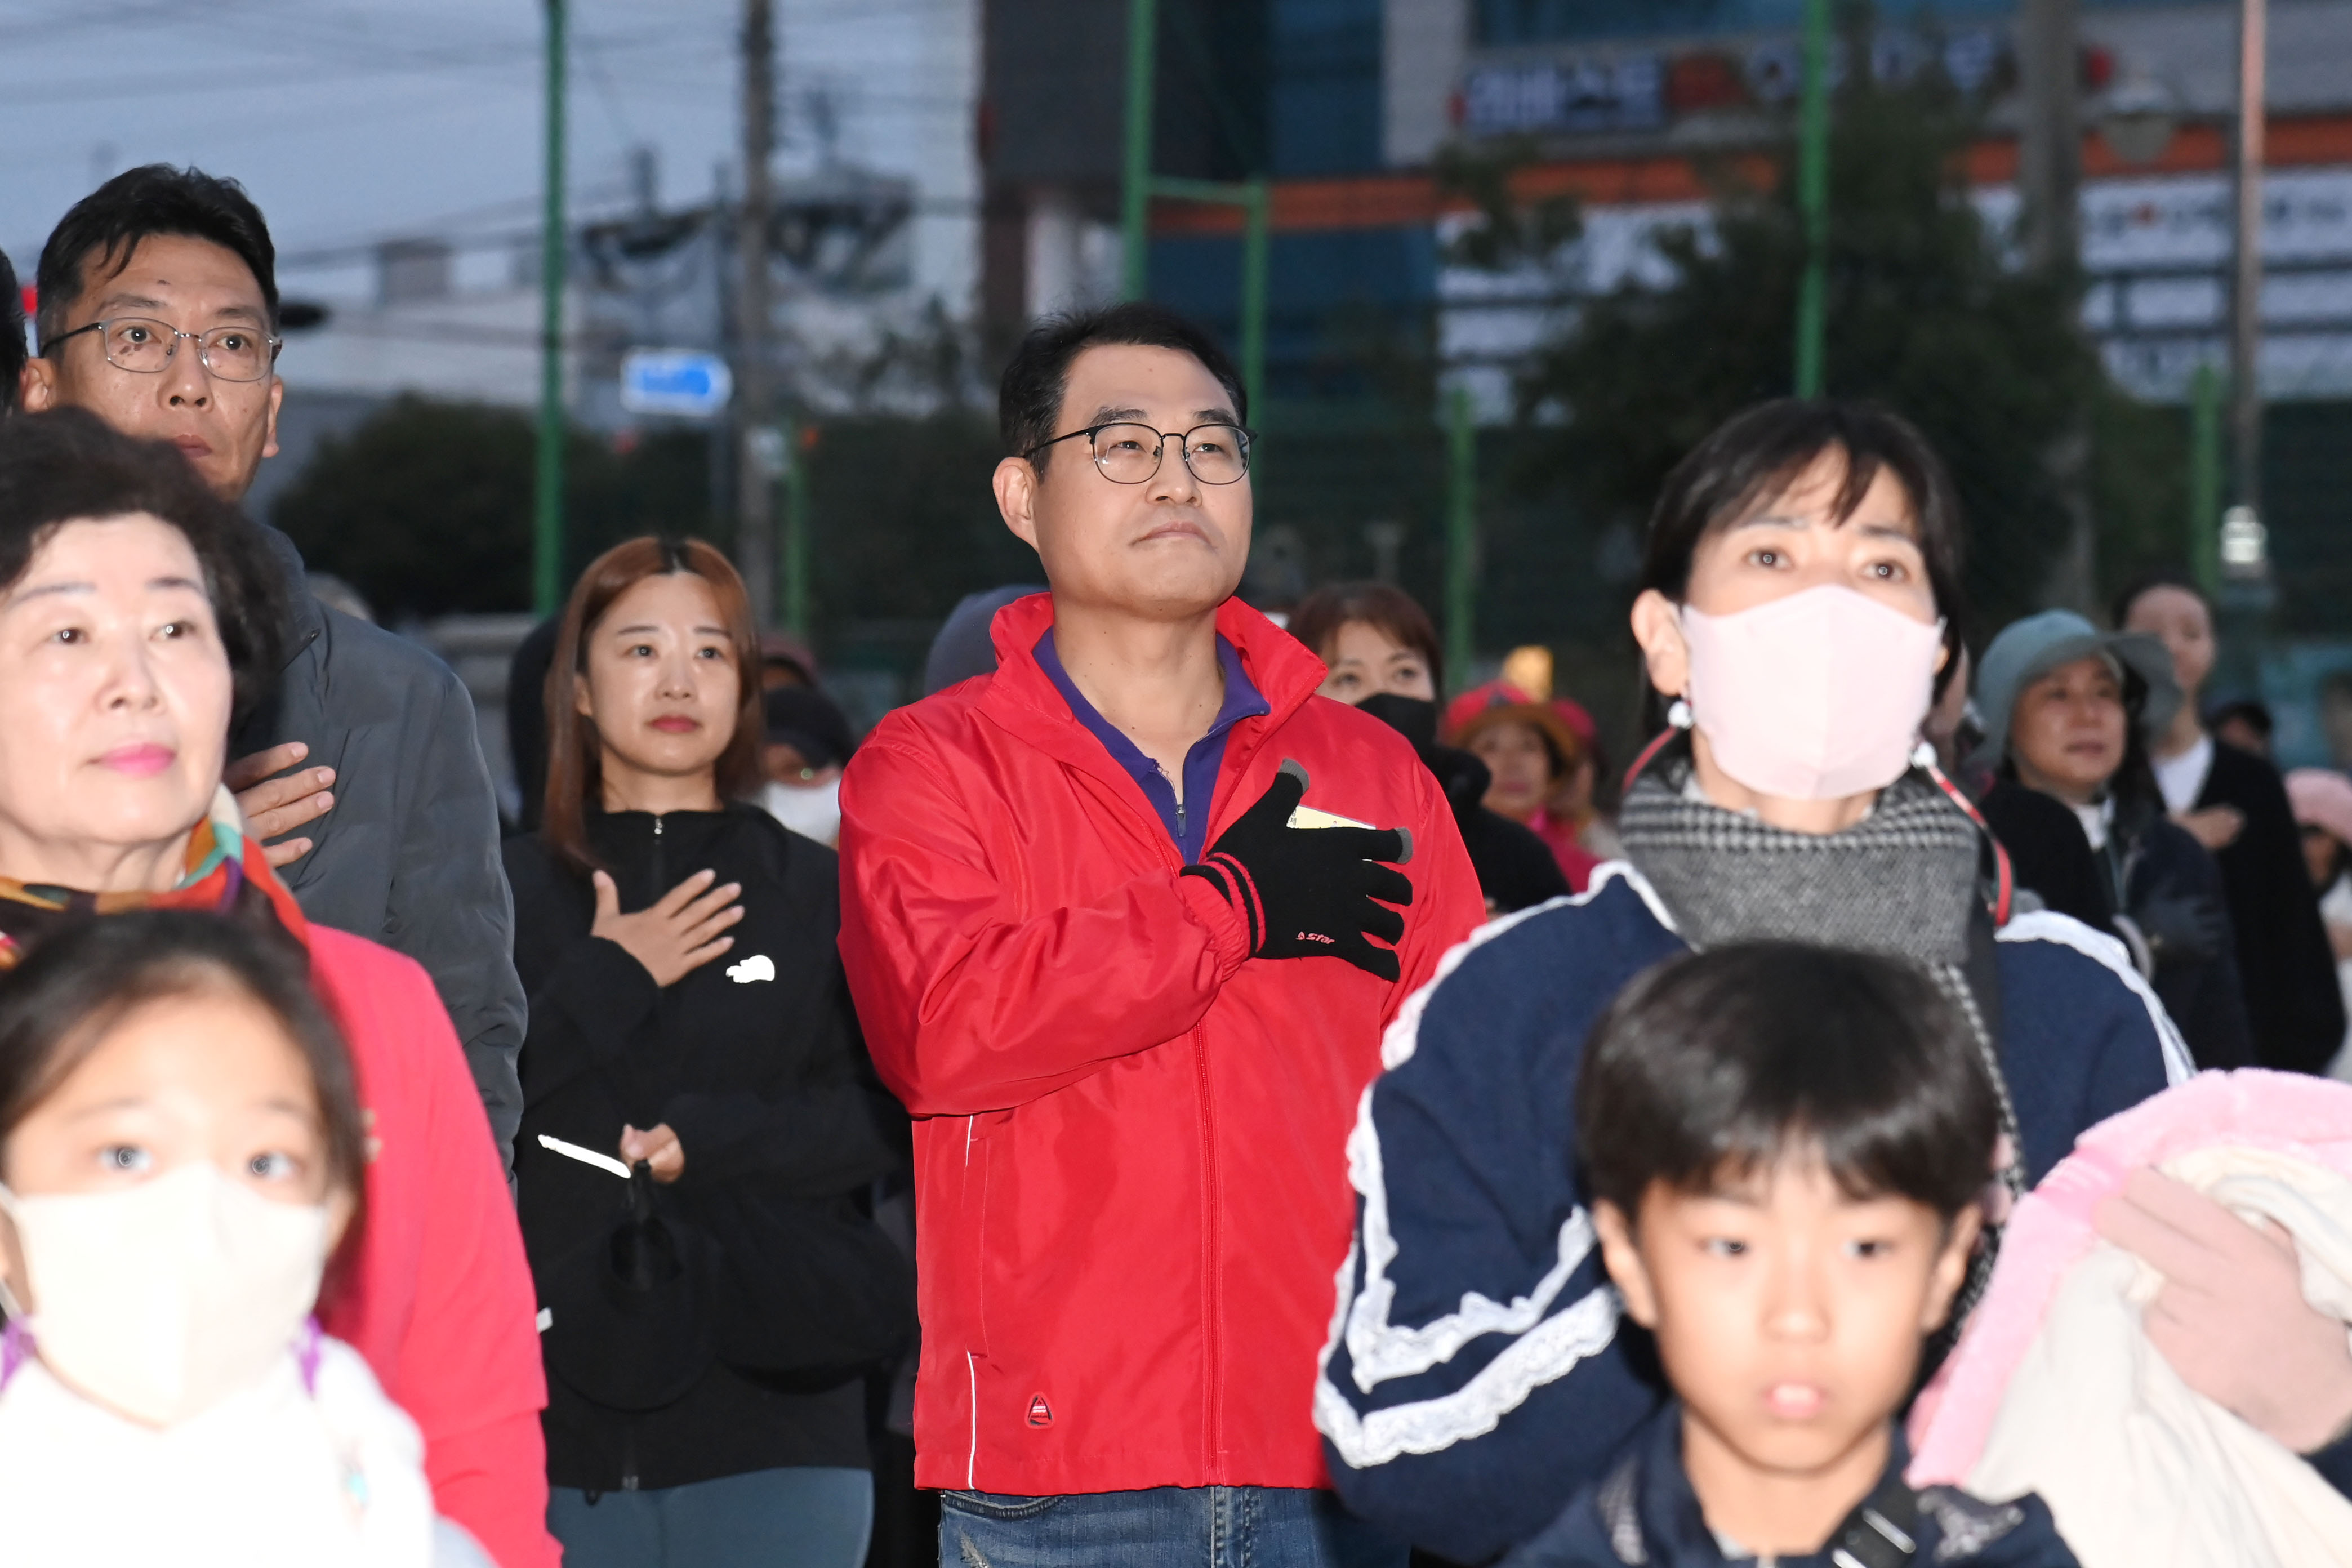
[839,594,1485,1496]
[311,928,558,1568]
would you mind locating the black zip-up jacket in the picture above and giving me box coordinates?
[1981,781,2252,1071]
[2193,741,2348,1072]
[507,804,911,1492]
[235,528,525,1168]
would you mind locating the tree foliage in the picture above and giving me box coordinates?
[271,393,1029,636]
[1503,65,2182,635]
[271,395,714,621]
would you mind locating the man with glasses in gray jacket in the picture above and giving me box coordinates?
[18,165,525,1170]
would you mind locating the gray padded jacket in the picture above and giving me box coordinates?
[233,527,524,1169]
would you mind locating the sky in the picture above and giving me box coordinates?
[0,0,973,308]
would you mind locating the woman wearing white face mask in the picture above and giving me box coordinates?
[0,912,491,1566]
[0,410,554,1568]
[1313,402,2228,1566]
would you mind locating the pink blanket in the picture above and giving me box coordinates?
[1908,1069,2352,1484]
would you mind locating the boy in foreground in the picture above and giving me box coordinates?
[1504,943,2076,1567]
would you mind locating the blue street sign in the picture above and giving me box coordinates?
[619,349,734,418]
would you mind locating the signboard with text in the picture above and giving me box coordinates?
[619,349,733,419]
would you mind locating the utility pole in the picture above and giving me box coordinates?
[534,0,567,617]
[1792,0,1830,397]
[2189,364,2224,595]
[2017,0,2082,271]
[1120,0,1159,300]
[2231,0,2268,519]
[736,0,778,625]
[2020,0,2096,612]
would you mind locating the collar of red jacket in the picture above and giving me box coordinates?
[975,590,1328,795]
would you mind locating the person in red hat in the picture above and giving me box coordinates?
[1543,696,1624,861]
[1443,682,1601,890]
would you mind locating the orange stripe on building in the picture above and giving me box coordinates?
[1151,113,2352,239]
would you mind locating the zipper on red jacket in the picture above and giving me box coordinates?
[1073,743,1256,1475]
[1196,1025,1224,1472]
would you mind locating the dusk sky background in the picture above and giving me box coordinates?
[0,0,955,309]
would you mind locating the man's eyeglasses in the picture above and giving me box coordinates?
[41,318,282,384]
[1023,422,1254,486]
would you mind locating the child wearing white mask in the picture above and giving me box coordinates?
[0,910,488,1567]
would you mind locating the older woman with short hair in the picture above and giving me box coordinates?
[1971,610,2251,1073]
[0,408,556,1568]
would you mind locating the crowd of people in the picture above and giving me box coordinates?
[2,161,2352,1568]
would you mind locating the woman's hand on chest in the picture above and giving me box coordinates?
[591,866,745,987]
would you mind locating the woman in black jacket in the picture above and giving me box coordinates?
[1287,581,1572,915]
[508,537,911,1568]
[1972,609,2252,1070]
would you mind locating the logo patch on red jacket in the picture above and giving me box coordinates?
[1025,1393,1054,1428]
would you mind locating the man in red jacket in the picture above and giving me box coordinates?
[838,302,1486,1566]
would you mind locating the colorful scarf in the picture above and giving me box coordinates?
[0,786,308,970]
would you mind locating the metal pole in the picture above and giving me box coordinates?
[2190,363,2224,596]
[2018,0,2083,272]
[2021,0,2095,610]
[1792,0,1830,398]
[2231,0,2267,513]
[1239,177,1269,428]
[782,420,810,639]
[736,0,777,624]
[1120,0,1159,300]
[1445,385,1477,688]
[533,0,567,617]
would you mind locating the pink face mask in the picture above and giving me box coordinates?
[1680,585,1945,801]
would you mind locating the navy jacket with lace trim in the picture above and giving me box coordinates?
[1314,863,2190,1565]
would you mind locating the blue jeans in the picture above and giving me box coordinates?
[550,1466,872,1568]
[936,1485,1407,1568]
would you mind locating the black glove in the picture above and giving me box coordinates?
[1181,759,1415,981]
[2131,890,2228,965]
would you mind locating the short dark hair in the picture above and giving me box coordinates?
[1578,942,1998,1222]
[0,910,368,1272]
[1287,581,1443,691]
[2206,696,2273,741]
[35,166,278,349]
[1637,400,1967,713]
[999,301,1246,475]
[0,408,288,724]
[2111,564,2208,631]
[1,249,24,413]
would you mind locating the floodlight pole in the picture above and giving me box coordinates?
[1240,176,1269,422]
[1793,0,1830,398]
[534,0,567,617]
[1445,385,1477,687]
[1121,0,1159,300]
[782,420,811,639]
[1148,176,1270,419]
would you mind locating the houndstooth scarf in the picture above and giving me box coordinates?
[1618,740,2028,1325]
